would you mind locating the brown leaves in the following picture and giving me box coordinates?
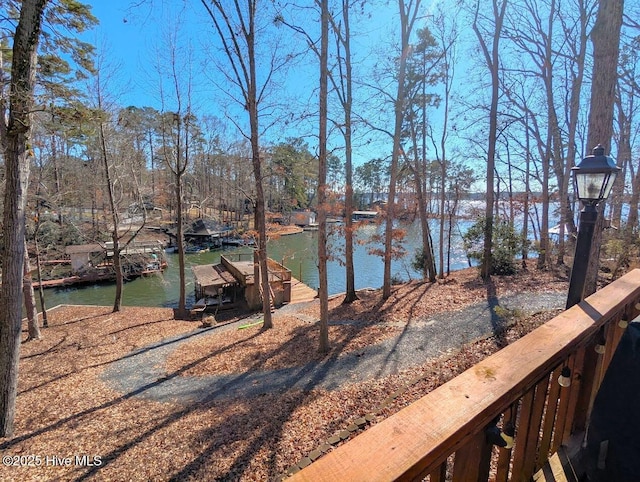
[3,267,567,480]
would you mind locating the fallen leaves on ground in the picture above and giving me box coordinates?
[2,267,568,481]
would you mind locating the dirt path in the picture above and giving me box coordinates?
[101,291,566,404]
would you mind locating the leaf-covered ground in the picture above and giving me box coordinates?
[1,267,568,481]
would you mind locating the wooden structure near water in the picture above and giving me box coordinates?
[352,210,379,222]
[289,269,640,481]
[289,276,317,304]
[192,252,315,312]
[34,240,166,289]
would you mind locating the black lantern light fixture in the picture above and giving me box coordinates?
[572,145,619,205]
[566,145,621,309]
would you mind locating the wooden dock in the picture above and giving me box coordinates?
[289,276,317,304]
[33,276,81,288]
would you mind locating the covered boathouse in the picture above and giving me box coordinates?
[192,252,307,312]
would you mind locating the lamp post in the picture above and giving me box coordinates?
[566,145,620,309]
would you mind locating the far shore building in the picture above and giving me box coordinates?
[290,210,317,228]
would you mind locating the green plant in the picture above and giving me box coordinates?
[60,223,85,246]
[390,274,404,285]
[463,217,519,275]
[411,247,430,278]
[36,220,62,248]
[603,235,640,279]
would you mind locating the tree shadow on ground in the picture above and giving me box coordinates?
[73,318,360,480]
[366,282,436,377]
[328,281,434,325]
[6,305,380,481]
[485,278,509,348]
[45,307,114,326]
[460,275,510,348]
[16,310,255,397]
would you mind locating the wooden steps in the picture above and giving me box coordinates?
[268,285,276,313]
[289,276,317,304]
[533,446,582,482]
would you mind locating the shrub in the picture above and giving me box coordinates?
[411,247,431,278]
[390,274,404,285]
[60,222,85,246]
[463,217,519,275]
[36,220,62,248]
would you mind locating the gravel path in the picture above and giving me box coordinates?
[101,291,565,404]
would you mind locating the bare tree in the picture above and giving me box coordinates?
[275,2,358,305]
[431,9,458,279]
[317,0,330,353]
[503,0,593,267]
[382,0,422,299]
[329,0,359,304]
[522,111,532,267]
[404,26,444,283]
[615,40,640,238]
[499,76,553,269]
[32,211,49,328]
[97,101,126,312]
[0,0,48,438]
[200,0,282,328]
[472,0,507,280]
[23,239,41,340]
[557,0,592,263]
[147,19,199,320]
[583,0,624,296]
[86,47,149,313]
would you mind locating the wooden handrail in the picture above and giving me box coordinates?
[290,269,640,481]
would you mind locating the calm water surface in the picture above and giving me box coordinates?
[39,221,471,310]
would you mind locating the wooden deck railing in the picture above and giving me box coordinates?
[290,269,640,481]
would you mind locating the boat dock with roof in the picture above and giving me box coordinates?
[192,252,316,313]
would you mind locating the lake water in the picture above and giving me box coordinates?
[38,220,472,310]
[36,199,626,310]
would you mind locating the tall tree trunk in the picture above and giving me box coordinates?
[435,11,455,279]
[338,0,358,304]
[627,161,639,231]
[414,165,437,281]
[383,0,420,299]
[176,174,188,319]
[409,117,437,281]
[34,235,48,328]
[611,95,631,229]
[472,0,507,280]
[438,160,446,278]
[558,0,588,265]
[23,239,41,340]
[507,147,514,226]
[522,113,531,268]
[418,51,436,282]
[248,46,272,330]
[317,0,330,353]
[447,186,460,275]
[149,130,156,198]
[98,121,124,313]
[538,145,550,270]
[51,135,63,225]
[583,0,623,297]
[0,0,47,438]
[201,0,273,327]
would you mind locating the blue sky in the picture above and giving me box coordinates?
[79,0,463,169]
[82,1,323,138]
[81,0,384,161]
[82,1,177,108]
